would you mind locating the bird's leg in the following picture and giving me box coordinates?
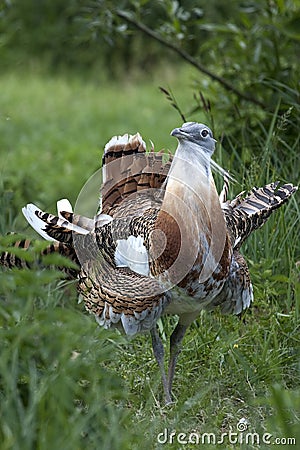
[150,326,172,405]
[167,322,188,398]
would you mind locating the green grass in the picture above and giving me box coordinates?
[0,69,299,450]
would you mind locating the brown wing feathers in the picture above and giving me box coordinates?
[223,182,297,249]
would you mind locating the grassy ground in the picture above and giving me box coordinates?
[0,69,299,450]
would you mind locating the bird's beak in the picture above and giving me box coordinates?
[170,127,186,138]
[170,127,179,137]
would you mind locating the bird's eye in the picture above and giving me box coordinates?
[201,129,209,138]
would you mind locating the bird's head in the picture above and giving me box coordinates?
[171,122,217,155]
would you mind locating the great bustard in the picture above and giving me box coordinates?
[1,123,297,404]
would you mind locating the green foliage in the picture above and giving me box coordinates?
[108,0,300,165]
[1,1,299,168]
[1,0,98,70]
[0,239,141,450]
[0,71,186,226]
[0,0,169,76]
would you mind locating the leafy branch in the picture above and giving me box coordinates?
[116,10,265,109]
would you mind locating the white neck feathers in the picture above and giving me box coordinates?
[164,140,213,211]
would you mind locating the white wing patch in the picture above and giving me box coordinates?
[22,203,57,242]
[57,198,73,219]
[115,235,149,276]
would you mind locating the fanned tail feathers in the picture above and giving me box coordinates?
[101,133,172,215]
